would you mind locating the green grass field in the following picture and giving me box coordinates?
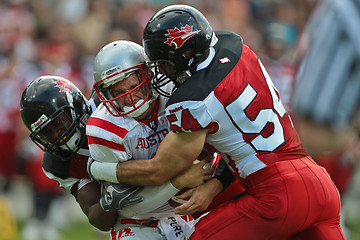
[13,219,360,240]
[2,177,360,240]
[16,220,109,240]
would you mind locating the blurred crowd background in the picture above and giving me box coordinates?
[0,0,359,240]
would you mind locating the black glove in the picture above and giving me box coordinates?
[100,182,144,211]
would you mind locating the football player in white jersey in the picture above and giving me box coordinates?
[88,5,344,240]
[86,40,230,240]
[20,74,207,240]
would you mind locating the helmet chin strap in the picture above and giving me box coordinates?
[60,129,82,151]
[123,99,150,118]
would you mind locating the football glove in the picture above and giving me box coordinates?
[100,181,144,211]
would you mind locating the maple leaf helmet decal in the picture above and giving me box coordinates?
[164,24,201,49]
[143,5,214,94]
[20,75,91,158]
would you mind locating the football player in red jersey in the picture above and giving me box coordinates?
[88,5,345,239]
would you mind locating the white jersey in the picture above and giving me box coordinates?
[86,97,177,219]
[87,98,169,164]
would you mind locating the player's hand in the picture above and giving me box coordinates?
[171,159,213,189]
[100,182,144,211]
[174,178,222,215]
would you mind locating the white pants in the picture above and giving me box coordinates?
[111,215,195,240]
[110,225,164,240]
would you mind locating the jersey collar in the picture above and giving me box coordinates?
[138,97,160,129]
[197,47,215,71]
[196,32,217,71]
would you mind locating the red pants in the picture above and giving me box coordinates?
[190,157,344,240]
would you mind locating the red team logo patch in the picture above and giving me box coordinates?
[55,79,73,93]
[164,24,200,49]
[117,228,134,239]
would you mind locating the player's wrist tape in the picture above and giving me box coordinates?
[90,161,119,183]
[212,160,235,192]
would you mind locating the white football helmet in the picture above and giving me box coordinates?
[93,40,158,117]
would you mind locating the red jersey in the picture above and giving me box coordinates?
[165,30,308,179]
[170,30,344,240]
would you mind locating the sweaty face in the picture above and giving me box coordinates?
[109,72,147,112]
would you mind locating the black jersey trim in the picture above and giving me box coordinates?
[42,151,72,179]
[166,30,243,107]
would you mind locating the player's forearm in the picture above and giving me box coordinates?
[89,130,207,185]
[77,182,117,231]
[116,158,170,185]
[87,204,117,231]
[89,157,176,185]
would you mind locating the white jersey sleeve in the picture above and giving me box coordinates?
[86,102,177,219]
[86,104,134,163]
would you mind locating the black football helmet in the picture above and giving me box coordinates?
[20,75,91,158]
[143,4,214,95]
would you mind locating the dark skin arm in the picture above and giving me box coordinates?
[77,181,117,231]
[115,129,209,186]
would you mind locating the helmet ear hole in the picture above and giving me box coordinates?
[195,52,202,63]
[168,51,175,59]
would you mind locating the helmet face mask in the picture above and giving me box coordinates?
[147,60,176,97]
[143,5,213,94]
[30,106,86,157]
[95,64,154,117]
[20,76,90,158]
[93,41,158,118]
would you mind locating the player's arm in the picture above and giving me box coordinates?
[76,180,117,231]
[174,153,238,215]
[89,129,209,186]
[174,178,223,215]
[102,159,213,216]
